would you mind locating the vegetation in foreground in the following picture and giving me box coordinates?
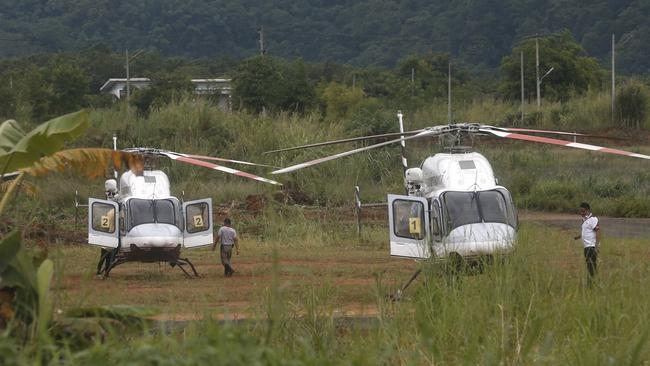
[3,222,650,365]
[0,110,648,365]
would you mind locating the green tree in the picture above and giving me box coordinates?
[232,56,315,113]
[499,31,605,101]
[131,74,194,115]
[47,63,90,117]
[319,82,365,121]
[232,57,285,113]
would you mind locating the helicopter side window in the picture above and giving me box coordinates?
[478,191,509,225]
[119,206,125,233]
[92,202,116,234]
[443,192,481,231]
[186,202,210,234]
[392,200,425,240]
[431,200,441,237]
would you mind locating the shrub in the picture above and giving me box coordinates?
[617,80,649,129]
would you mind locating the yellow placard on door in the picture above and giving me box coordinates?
[408,217,421,235]
[100,215,110,228]
[193,215,204,228]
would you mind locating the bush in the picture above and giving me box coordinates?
[617,80,649,128]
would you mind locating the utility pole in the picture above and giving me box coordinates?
[124,49,144,109]
[411,67,415,97]
[125,49,130,104]
[447,61,452,123]
[520,51,525,124]
[612,34,616,124]
[535,37,541,108]
[397,111,408,195]
[257,26,265,56]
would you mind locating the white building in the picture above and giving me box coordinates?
[99,78,232,111]
[99,78,151,99]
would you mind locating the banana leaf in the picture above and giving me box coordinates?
[0,110,89,174]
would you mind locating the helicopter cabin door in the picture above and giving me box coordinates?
[88,198,119,248]
[388,194,430,259]
[183,198,214,248]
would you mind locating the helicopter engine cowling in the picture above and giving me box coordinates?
[421,152,497,195]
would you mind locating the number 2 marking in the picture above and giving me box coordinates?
[193,215,204,228]
[101,215,110,228]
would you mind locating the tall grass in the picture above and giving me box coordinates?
[3,223,650,364]
[11,89,649,243]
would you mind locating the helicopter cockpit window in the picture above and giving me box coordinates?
[129,199,155,227]
[155,199,176,225]
[128,199,181,229]
[443,190,517,231]
[443,192,481,231]
[478,191,509,225]
[92,202,116,234]
[393,200,425,240]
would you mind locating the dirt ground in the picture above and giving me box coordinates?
[53,244,417,321]
[52,210,649,322]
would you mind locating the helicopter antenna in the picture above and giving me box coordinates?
[397,111,408,195]
[112,134,118,179]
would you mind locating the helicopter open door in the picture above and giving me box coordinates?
[88,198,119,248]
[183,198,214,248]
[388,194,430,259]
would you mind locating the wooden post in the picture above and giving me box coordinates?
[354,185,361,236]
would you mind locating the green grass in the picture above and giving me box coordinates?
[4,221,650,365]
[12,93,647,225]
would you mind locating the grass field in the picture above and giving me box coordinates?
[3,98,649,364]
[30,218,650,365]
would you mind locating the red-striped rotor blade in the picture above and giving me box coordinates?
[489,126,621,140]
[481,128,650,160]
[264,129,426,154]
[489,127,587,136]
[161,152,282,186]
[272,129,439,174]
[180,153,279,169]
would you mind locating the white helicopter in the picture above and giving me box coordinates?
[267,112,649,288]
[84,146,281,277]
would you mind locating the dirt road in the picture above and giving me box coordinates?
[519,211,650,239]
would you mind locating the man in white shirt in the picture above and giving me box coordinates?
[213,218,239,277]
[573,202,600,281]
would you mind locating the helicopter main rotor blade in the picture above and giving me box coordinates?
[481,128,650,160]
[179,153,280,169]
[264,130,426,154]
[272,129,441,174]
[159,151,283,186]
[488,126,623,140]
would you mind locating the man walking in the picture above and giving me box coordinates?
[573,202,600,282]
[213,218,239,277]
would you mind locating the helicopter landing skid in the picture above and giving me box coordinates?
[102,245,200,278]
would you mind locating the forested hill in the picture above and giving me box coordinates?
[0,0,648,73]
